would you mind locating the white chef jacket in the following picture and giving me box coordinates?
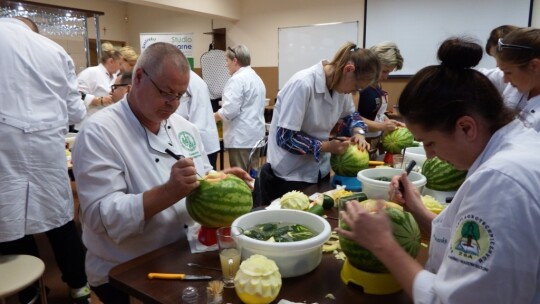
[217,66,266,148]
[176,71,221,154]
[413,119,540,304]
[76,63,117,126]
[72,97,212,286]
[477,67,508,95]
[0,18,86,242]
[503,86,540,132]
[267,61,357,183]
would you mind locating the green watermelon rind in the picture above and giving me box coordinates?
[330,145,369,177]
[382,128,414,154]
[186,174,253,228]
[339,202,421,273]
[422,157,467,191]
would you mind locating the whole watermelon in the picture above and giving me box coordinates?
[381,127,414,154]
[339,199,421,273]
[422,157,467,191]
[186,171,253,228]
[330,144,369,177]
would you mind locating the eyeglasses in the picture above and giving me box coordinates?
[111,83,130,92]
[227,46,237,58]
[497,38,536,52]
[142,68,184,102]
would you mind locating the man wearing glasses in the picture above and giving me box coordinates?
[72,42,253,303]
[109,71,132,103]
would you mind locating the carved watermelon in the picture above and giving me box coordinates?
[339,199,421,273]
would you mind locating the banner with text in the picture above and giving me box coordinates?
[140,32,194,70]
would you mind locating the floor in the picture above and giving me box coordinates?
[5,151,231,304]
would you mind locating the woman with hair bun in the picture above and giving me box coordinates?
[336,37,540,303]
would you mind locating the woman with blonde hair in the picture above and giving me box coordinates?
[119,45,139,73]
[76,42,122,128]
[357,41,405,133]
[258,41,380,206]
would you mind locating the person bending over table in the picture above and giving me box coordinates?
[336,37,540,303]
[355,41,405,132]
[72,42,253,304]
[257,42,380,206]
[495,27,540,131]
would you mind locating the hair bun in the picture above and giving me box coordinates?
[437,37,483,69]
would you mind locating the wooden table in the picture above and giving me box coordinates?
[109,182,423,304]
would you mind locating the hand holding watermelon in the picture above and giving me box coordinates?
[222,167,255,190]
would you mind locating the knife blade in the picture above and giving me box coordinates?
[147,273,212,280]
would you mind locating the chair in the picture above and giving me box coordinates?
[0,255,48,304]
[247,136,268,178]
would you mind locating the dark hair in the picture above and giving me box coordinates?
[119,72,133,84]
[485,25,519,55]
[326,42,381,90]
[496,27,540,67]
[399,37,514,134]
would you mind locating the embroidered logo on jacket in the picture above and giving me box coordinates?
[448,214,494,272]
[178,131,201,158]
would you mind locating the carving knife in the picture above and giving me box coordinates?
[147,273,212,280]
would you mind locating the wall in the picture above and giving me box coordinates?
[19,0,540,103]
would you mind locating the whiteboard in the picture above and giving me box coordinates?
[364,0,532,76]
[278,21,359,89]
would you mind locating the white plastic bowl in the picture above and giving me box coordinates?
[403,146,427,171]
[357,167,427,200]
[231,209,331,278]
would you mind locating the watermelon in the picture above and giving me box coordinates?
[422,157,467,191]
[381,127,415,154]
[330,144,369,177]
[339,199,421,273]
[186,171,253,228]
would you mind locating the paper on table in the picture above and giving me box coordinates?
[265,185,346,210]
[187,223,218,253]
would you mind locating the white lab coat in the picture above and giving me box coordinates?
[176,70,221,154]
[0,18,86,242]
[503,86,540,132]
[217,66,266,148]
[267,61,357,183]
[477,67,508,95]
[76,63,117,127]
[413,120,540,304]
[72,97,212,286]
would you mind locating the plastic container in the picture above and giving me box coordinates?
[403,147,427,172]
[231,209,331,278]
[357,167,426,200]
[182,286,199,304]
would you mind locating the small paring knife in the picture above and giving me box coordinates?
[398,160,417,196]
[147,273,212,280]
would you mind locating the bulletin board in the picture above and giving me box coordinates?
[364,0,533,76]
[278,21,359,89]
